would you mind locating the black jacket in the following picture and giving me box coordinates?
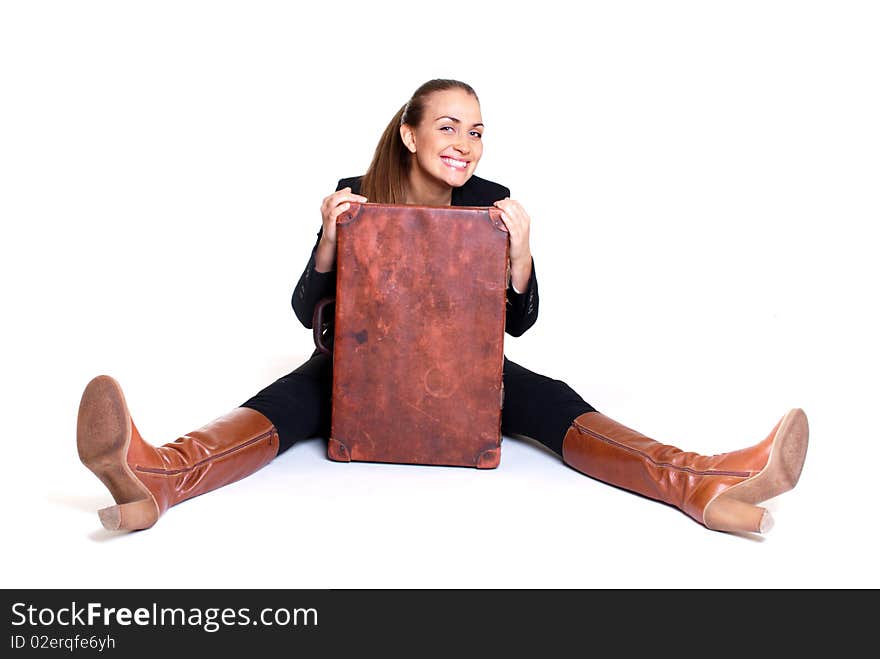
[292,175,539,352]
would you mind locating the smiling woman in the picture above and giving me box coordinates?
[358,79,484,206]
[398,89,485,201]
[76,77,809,536]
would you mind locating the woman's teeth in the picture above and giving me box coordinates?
[441,156,468,170]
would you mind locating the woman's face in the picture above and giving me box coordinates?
[400,88,484,189]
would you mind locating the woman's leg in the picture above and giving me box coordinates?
[502,357,809,535]
[77,352,333,531]
[240,351,333,454]
[501,356,598,456]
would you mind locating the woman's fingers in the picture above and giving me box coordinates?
[494,197,527,219]
[321,188,369,241]
[330,194,367,220]
[320,187,349,214]
[330,201,352,222]
[493,198,531,262]
[493,199,529,234]
[322,187,367,213]
[334,187,369,204]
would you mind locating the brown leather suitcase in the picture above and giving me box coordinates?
[314,202,510,468]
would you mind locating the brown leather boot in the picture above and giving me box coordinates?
[77,374,279,531]
[562,408,809,534]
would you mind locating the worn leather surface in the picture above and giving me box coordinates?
[329,202,509,467]
[561,411,779,525]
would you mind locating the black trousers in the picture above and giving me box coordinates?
[241,352,597,458]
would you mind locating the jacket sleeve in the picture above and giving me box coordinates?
[291,226,337,329]
[291,179,348,329]
[504,255,539,337]
[496,184,538,337]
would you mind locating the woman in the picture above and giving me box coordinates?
[77,79,809,535]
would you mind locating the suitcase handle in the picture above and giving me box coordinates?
[312,295,335,355]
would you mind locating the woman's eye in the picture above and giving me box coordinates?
[470,131,483,139]
[440,126,455,132]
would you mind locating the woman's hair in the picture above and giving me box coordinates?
[360,78,479,204]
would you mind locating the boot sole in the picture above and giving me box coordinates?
[704,407,809,533]
[77,375,160,531]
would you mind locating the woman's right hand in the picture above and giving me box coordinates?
[315,187,367,272]
[319,187,368,245]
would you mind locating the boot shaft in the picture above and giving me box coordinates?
[128,409,279,515]
[562,409,807,532]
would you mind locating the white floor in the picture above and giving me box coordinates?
[4,336,878,590]
[2,1,878,590]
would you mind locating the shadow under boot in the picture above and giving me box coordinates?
[562,408,809,534]
[77,374,279,531]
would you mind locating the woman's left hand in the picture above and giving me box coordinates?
[493,198,531,264]
[493,198,533,291]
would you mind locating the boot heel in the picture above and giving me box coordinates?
[98,499,159,531]
[704,496,773,534]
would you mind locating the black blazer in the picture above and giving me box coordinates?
[292,175,539,353]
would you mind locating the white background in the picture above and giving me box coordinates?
[2,0,878,589]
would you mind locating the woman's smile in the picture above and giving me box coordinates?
[440,155,469,170]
